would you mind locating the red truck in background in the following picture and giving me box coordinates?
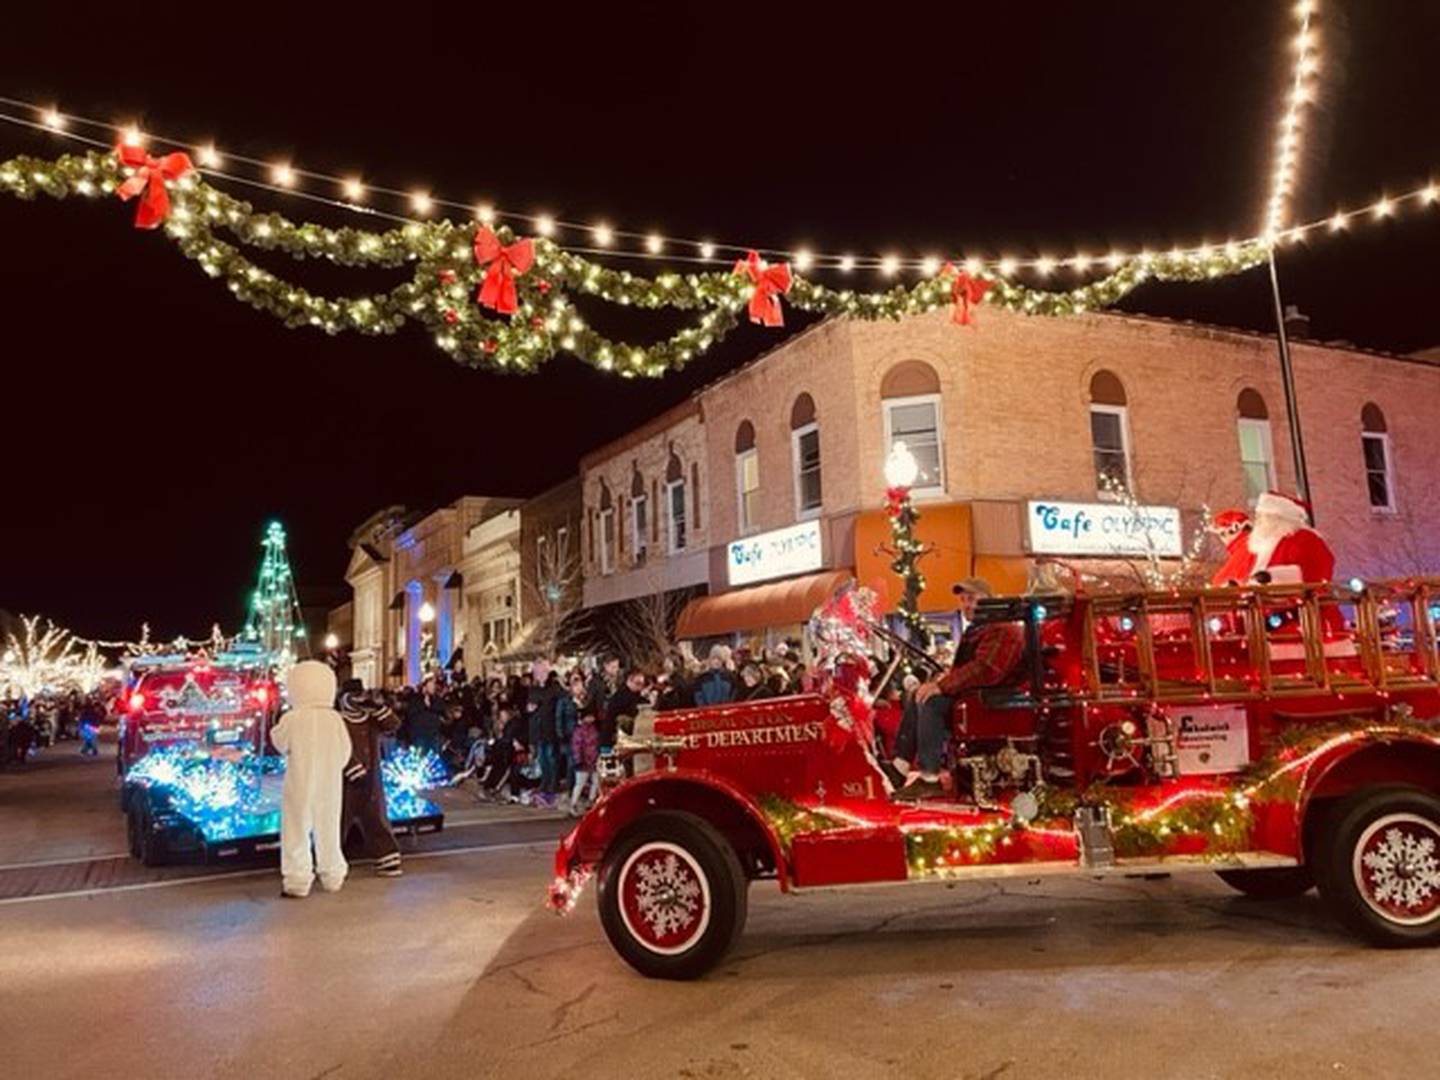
[551,577,1440,979]
[117,648,278,784]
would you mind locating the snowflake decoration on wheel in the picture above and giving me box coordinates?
[1362,826,1440,911]
[633,853,703,939]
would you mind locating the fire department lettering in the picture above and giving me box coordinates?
[681,721,824,750]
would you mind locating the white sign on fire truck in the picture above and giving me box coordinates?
[1167,704,1251,774]
[1025,499,1183,557]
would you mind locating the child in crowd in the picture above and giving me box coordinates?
[568,706,601,816]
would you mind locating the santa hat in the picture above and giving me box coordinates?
[1255,491,1311,526]
[1211,509,1251,534]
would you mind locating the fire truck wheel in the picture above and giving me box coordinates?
[1316,786,1440,946]
[1215,867,1313,899]
[598,811,748,980]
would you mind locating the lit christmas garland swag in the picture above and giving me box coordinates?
[901,708,1440,869]
[0,149,1269,375]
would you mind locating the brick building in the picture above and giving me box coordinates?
[579,306,1440,652]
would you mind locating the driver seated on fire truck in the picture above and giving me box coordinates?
[896,577,1026,801]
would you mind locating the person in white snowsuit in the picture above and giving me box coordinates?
[270,661,351,898]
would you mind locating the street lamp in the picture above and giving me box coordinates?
[323,632,340,651]
[417,601,436,624]
[885,440,919,490]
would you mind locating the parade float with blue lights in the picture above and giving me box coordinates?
[117,522,448,864]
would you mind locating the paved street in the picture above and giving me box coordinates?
[3,742,1437,1079]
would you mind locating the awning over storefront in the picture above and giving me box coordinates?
[675,569,853,640]
[854,502,973,614]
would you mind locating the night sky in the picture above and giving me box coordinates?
[1,1,1436,639]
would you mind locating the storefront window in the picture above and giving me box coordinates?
[884,396,944,493]
[737,449,759,531]
[1361,402,1396,511]
[667,479,687,551]
[631,495,648,564]
[793,424,822,516]
[598,507,615,574]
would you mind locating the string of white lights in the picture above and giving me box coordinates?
[0,94,1267,276]
[4,71,1434,279]
[1263,0,1320,239]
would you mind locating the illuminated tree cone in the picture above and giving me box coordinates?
[243,522,307,666]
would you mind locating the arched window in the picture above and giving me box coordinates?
[630,465,649,565]
[1361,403,1396,510]
[597,480,615,575]
[881,361,944,492]
[735,421,760,532]
[665,449,688,552]
[1235,388,1275,504]
[1088,369,1131,497]
[790,394,822,516]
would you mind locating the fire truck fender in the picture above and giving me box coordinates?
[1291,731,1440,857]
[556,770,790,890]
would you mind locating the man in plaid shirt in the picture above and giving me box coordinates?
[899,577,1025,801]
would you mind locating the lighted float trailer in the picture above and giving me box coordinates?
[551,578,1440,979]
[122,750,445,867]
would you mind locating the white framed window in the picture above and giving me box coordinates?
[736,449,760,532]
[1237,417,1276,505]
[666,479,687,552]
[792,423,822,518]
[598,507,615,574]
[1363,432,1396,511]
[630,495,648,565]
[1089,403,1132,498]
[883,394,944,494]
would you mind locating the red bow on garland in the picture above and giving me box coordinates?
[114,144,193,229]
[472,227,535,315]
[734,250,792,327]
[943,263,992,327]
[883,485,909,518]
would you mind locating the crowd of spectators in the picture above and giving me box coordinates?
[0,689,111,767]
[365,642,814,814]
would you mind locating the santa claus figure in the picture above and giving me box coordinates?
[1208,509,1254,587]
[1245,491,1335,585]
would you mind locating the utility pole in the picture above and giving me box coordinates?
[1267,248,1314,518]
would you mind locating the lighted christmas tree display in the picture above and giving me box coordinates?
[242,521,307,666]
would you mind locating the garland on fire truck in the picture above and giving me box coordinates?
[752,706,1440,874]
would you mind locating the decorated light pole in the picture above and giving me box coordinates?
[883,441,932,651]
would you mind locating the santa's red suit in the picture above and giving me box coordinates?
[1246,491,1335,585]
[1209,509,1254,587]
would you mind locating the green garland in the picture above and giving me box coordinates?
[758,794,843,853]
[0,150,1271,375]
[886,492,931,651]
[906,707,1440,872]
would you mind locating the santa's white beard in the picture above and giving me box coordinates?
[1248,514,1297,569]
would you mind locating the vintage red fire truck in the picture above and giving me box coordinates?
[550,578,1440,978]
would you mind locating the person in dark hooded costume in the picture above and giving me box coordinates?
[337,678,404,878]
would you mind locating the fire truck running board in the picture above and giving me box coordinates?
[789,851,1300,892]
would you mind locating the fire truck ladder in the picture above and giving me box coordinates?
[1079,578,1440,704]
